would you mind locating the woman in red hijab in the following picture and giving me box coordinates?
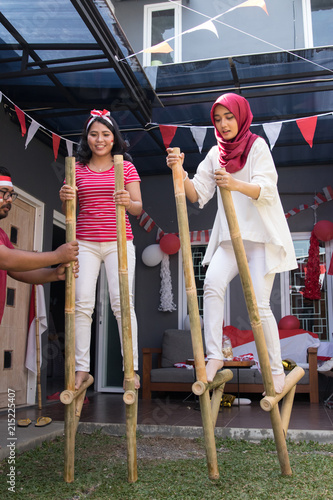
[166,93,297,394]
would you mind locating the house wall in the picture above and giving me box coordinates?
[114,0,306,65]
[0,106,67,399]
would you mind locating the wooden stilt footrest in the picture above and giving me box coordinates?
[60,375,94,405]
[260,367,305,412]
[192,369,233,396]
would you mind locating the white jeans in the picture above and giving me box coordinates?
[203,241,283,375]
[75,239,138,372]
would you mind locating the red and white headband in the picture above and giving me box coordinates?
[86,109,112,131]
[0,175,13,188]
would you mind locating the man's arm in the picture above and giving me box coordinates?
[9,261,79,284]
[0,241,78,272]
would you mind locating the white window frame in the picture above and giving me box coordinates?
[178,246,230,330]
[302,0,314,48]
[143,1,182,67]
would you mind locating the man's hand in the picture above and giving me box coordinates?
[56,259,79,281]
[54,241,79,263]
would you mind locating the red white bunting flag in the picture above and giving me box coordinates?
[159,125,178,149]
[144,42,173,54]
[263,122,282,150]
[227,0,268,15]
[25,120,40,149]
[190,126,207,153]
[15,105,26,137]
[296,116,317,148]
[137,210,156,233]
[52,133,61,160]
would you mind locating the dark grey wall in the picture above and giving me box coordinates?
[114,0,306,66]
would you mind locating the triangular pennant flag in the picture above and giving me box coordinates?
[263,122,282,150]
[186,20,219,38]
[52,133,61,160]
[190,126,207,153]
[227,0,268,15]
[144,41,173,54]
[15,105,26,137]
[159,125,177,149]
[66,139,73,157]
[25,120,40,149]
[296,116,317,148]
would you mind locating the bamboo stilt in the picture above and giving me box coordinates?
[211,384,225,428]
[60,374,94,405]
[63,156,76,483]
[280,385,297,436]
[192,369,233,395]
[171,148,219,481]
[260,367,305,412]
[114,154,138,484]
[34,285,42,410]
[218,183,292,476]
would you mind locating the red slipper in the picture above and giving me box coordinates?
[47,391,60,400]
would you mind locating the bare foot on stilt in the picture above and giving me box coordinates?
[272,373,286,394]
[75,371,90,391]
[123,373,141,390]
[206,359,224,383]
[262,373,286,396]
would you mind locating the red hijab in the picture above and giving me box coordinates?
[210,93,258,173]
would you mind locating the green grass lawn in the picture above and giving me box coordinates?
[1,432,332,499]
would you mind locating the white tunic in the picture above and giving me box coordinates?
[191,138,297,274]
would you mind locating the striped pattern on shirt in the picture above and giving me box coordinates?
[75,161,141,242]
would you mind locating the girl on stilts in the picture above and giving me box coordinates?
[60,110,142,390]
[166,93,297,394]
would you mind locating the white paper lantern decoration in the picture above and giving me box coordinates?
[142,244,164,267]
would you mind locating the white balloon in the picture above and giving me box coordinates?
[184,314,203,330]
[142,244,164,267]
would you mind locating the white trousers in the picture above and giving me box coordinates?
[203,241,284,375]
[75,239,138,372]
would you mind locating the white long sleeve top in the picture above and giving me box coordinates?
[191,138,297,274]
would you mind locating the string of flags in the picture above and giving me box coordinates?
[156,111,333,152]
[0,91,76,161]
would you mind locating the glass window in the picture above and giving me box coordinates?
[287,234,332,341]
[143,1,182,66]
[302,0,333,47]
[311,0,333,46]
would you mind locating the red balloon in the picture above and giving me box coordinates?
[313,220,333,242]
[278,315,300,330]
[159,234,180,255]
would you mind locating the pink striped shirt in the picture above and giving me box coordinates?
[74,161,141,242]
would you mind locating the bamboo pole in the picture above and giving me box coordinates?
[34,285,42,410]
[260,367,305,412]
[114,154,138,484]
[280,385,297,436]
[171,148,219,480]
[218,182,292,476]
[63,156,76,483]
[60,374,94,405]
[211,384,225,428]
[192,369,233,396]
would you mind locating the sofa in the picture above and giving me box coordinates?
[142,327,320,403]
